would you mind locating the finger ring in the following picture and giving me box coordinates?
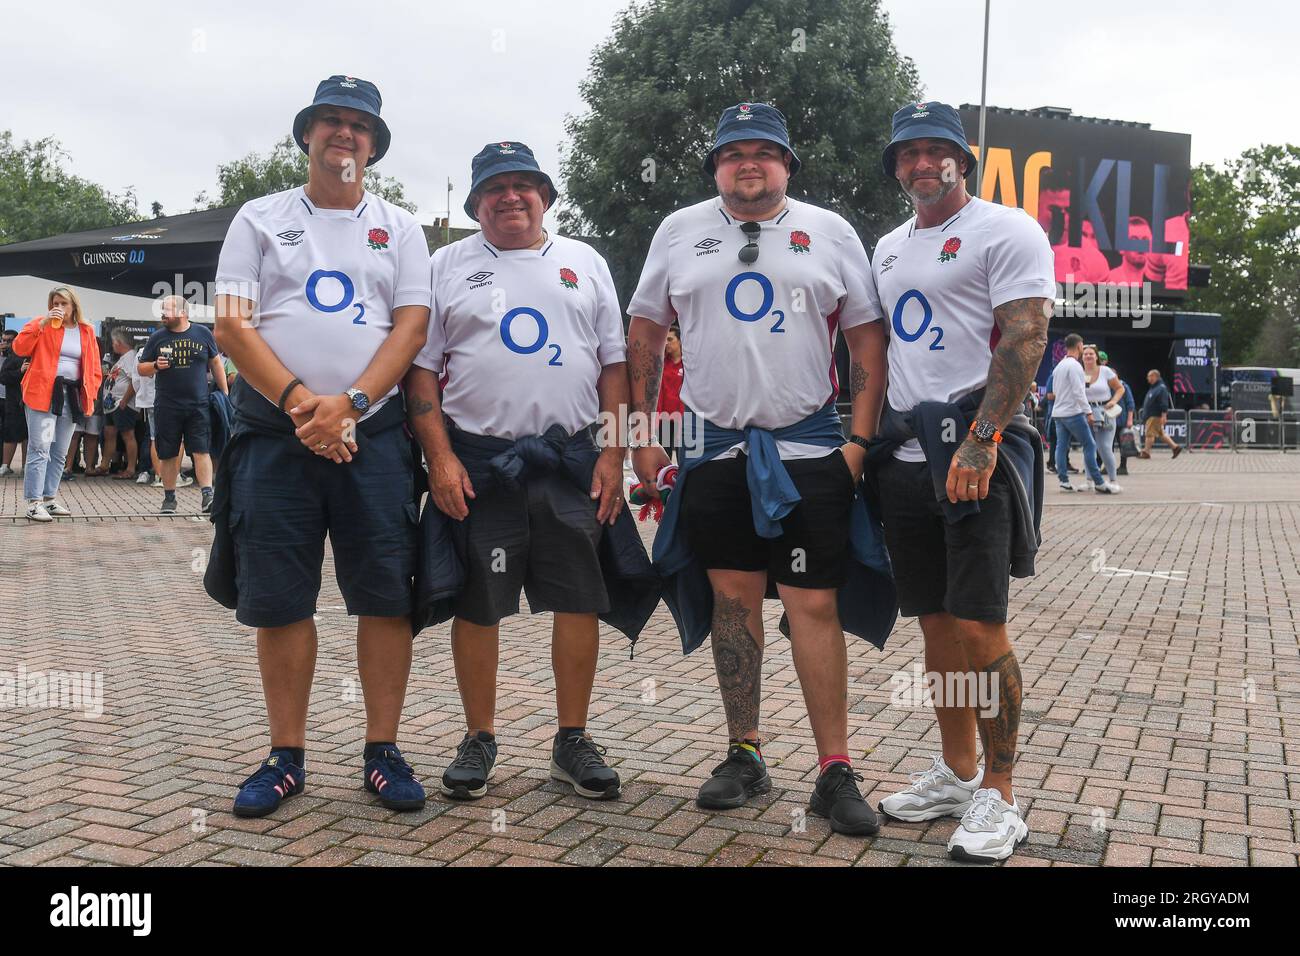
[319,443,328,450]
[966,482,979,488]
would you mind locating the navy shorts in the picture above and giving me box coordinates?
[154,401,210,459]
[226,424,419,628]
[682,450,856,589]
[874,456,1014,622]
[454,470,608,627]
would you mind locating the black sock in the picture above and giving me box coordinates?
[270,746,304,768]
[163,490,176,501]
[363,741,396,761]
[555,726,585,743]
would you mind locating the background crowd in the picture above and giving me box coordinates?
[2,289,236,519]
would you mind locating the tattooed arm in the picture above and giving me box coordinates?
[946,297,1050,503]
[627,316,672,496]
[839,320,888,480]
[592,361,630,525]
[403,365,475,520]
[627,317,667,420]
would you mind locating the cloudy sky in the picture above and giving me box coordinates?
[1,0,1294,319]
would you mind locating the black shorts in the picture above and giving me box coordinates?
[454,470,608,627]
[4,400,25,442]
[112,405,138,431]
[875,456,1013,622]
[154,402,209,459]
[682,450,855,589]
[226,425,419,628]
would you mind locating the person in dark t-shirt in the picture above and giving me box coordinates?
[138,295,228,514]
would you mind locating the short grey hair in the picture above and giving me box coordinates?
[158,294,188,315]
[111,328,134,347]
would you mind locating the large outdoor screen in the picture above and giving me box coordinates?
[957,106,1192,298]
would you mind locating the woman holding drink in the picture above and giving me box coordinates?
[10,287,102,521]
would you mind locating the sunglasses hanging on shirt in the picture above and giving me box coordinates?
[738,220,761,264]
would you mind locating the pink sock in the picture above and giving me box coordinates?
[819,754,851,773]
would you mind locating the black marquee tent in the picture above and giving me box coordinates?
[0,206,240,298]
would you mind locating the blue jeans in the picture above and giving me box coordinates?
[24,404,77,501]
[1053,413,1104,485]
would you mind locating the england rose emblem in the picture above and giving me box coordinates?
[560,267,579,289]
[938,236,961,262]
[789,230,811,254]
[367,228,390,250]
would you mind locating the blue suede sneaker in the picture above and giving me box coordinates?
[232,751,305,818]
[363,746,427,811]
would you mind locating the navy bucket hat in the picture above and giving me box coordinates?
[463,142,558,222]
[293,75,391,167]
[881,101,977,179]
[703,102,801,177]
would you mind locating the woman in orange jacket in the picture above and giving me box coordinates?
[11,286,102,521]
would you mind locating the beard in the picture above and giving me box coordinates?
[904,175,960,208]
[720,179,787,218]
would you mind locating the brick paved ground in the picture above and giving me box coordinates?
[0,448,1297,867]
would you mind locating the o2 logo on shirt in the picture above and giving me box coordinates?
[500,307,563,366]
[891,289,944,350]
[725,272,785,333]
[305,270,366,325]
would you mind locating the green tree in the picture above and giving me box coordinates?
[0,130,140,244]
[201,135,416,212]
[559,0,921,304]
[1187,144,1300,364]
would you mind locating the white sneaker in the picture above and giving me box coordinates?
[879,755,983,822]
[177,474,195,487]
[26,500,53,522]
[0,464,11,477]
[1057,482,1076,493]
[44,498,71,517]
[947,788,1029,862]
[151,476,163,488]
[1105,481,1123,494]
[136,471,151,485]
[1092,482,1113,494]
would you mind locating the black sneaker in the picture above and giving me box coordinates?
[1116,465,1129,476]
[696,743,771,810]
[809,763,880,836]
[160,497,177,514]
[201,489,214,514]
[551,733,621,800]
[440,731,497,800]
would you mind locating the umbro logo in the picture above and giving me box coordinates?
[694,237,721,257]
[879,254,899,274]
[466,270,494,288]
[276,229,305,246]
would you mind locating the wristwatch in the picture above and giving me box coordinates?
[969,419,1003,444]
[345,387,371,413]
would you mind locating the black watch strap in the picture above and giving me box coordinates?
[847,435,870,451]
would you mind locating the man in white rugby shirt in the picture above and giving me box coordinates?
[210,75,432,818]
[626,103,889,835]
[404,142,631,802]
[869,101,1054,862]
